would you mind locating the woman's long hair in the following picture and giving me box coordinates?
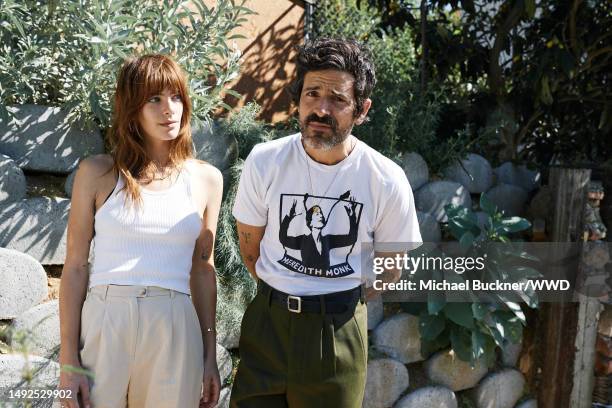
[108,54,193,204]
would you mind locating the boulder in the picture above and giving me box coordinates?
[371,313,423,363]
[425,349,488,391]
[10,300,60,359]
[415,181,472,222]
[401,152,429,191]
[0,154,26,205]
[516,399,537,408]
[0,197,69,265]
[367,294,384,331]
[444,154,493,193]
[0,248,47,319]
[417,211,441,243]
[494,162,541,192]
[474,211,490,230]
[217,344,233,383]
[218,386,231,408]
[394,386,458,408]
[0,105,104,174]
[363,358,409,408]
[473,369,525,408]
[0,354,60,389]
[192,122,238,176]
[484,184,528,217]
[501,340,522,367]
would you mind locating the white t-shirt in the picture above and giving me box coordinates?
[232,133,422,295]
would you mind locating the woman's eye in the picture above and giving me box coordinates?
[147,96,160,103]
[172,94,182,101]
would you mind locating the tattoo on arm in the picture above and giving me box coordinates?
[200,240,213,261]
[240,231,252,244]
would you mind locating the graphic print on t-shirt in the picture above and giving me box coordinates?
[277,191,363,278]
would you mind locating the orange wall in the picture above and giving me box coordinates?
[204,0,305,123]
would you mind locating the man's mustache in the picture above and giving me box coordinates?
[305,114,337,129]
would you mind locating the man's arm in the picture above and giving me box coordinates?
[236,221,266,279]
[365,251,404,301]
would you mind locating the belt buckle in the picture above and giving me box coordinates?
[287,295,302,313]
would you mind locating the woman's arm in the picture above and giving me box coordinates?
[58,155,112,408]
[189,163,223,408]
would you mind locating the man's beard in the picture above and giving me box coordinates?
[300,113,352,151]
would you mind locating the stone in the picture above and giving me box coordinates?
[425,349,488,391]
[64,167,77,197]
[371,313,423,363]
[474,211,490,230]
[598,306,612,337]
[218,386,231,408]
[473,369,525,408]
[501,340,522,367]
[0,196,69,265]
[417,211,441,243]
[367,295,384,330]
[516,399,537,408]
[0,154,26,205]
[401,152,429,191]
[484,184,528,217]
[415,181,472,222]
[10,300,60,359]
[444,154,493,193]
[494,162,541,192]
[394,386,458,408]
[217,344,233,383]
[526,185,552,223]
[0,105,104,174]
[0,248,48,319]
[583,241,610,269]
[0,354,60,389]
[363,358,409,408]
[192,122,238,175]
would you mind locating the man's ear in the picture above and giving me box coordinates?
[355,98,372,125]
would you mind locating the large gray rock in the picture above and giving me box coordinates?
[0,354,60,389]
[401,152,429,191]
[218,386,231,408]
[0,196,69,265]
[394,386,458,408]
[415,181,472,222]
[501,340,522,367]
[425,349,488,391]
[473,369,525,408]
[371,313,423,363]
[494,162,541,192]
[367,295,384,330]
[217,344,233,383]
[516,399,537,408]
[484,184,528,217]
[417,211,441,243]
[444,154,493,193]
[0,154,26,205]
[363,358,409,408]
[10,300,60,359]
[0,105,104,174]
[0,248,48,319]
[192,122,238,175]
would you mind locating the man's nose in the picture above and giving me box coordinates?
[313,98,332,116]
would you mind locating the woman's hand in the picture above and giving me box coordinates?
[58,362,91,408]
[199,357,221,408]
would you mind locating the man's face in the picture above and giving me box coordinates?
[298,70,370,151]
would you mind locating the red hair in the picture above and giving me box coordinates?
[108,54,193,204]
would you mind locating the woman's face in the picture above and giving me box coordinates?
[138,88,183,142]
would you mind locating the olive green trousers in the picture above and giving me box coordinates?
[229,283,368,408]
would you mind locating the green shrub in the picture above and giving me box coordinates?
[0,0,252,129]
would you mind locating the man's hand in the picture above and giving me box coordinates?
[59,363,91,408]
[199,358,220,408]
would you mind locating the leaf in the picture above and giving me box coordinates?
[500,217,531,233]
[459,231,475,249]
[450,325,472,362]
[428,292,446,315]
[479,193,497,217]
[472,303,489,320]
[420,313,446,340]
[444,303,475,329]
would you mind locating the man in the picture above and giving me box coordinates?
[230,38,422,408]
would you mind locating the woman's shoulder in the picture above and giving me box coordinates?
[185,159,222,187]
[77,154,116,185]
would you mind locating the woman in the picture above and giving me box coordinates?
[58,54,222,408]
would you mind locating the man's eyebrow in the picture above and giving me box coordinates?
[304,85,320,91]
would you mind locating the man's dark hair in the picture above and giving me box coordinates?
[289,38,377,117]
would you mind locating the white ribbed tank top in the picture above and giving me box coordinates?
[89,162,202,294]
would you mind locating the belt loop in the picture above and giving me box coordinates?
[103,285,109,301]
[319,295,326,315]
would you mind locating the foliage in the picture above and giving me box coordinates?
[402,193,538,365]
[0,0,252,129]
[313,0,484,173]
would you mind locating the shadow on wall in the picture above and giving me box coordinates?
[227,2,304,123]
